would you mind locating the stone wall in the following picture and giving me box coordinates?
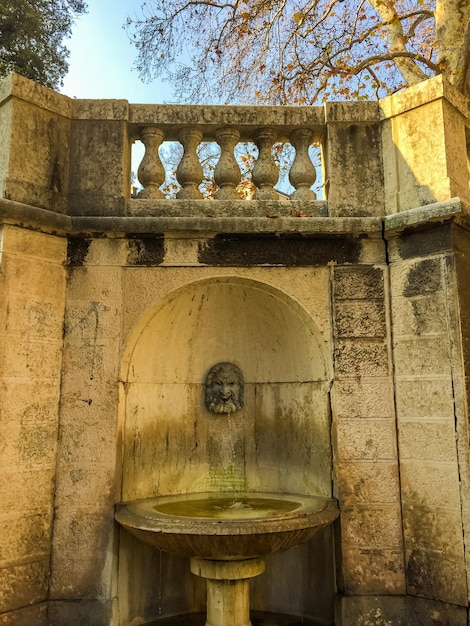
[0,73,469,626]
[0,225,67,625]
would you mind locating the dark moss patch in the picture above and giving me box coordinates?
[67,237,91,265]
[198,234,362,266]
[403,258,442,297]
[397,223,452,260]
[126,235,165,266]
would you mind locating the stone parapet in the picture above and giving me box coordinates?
[381,75,470,214]
[0,74,72,214]
[0,73,467,220]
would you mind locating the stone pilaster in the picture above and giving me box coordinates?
[387,218,468,605]
[0,225,67,620]
[331,264,405,595]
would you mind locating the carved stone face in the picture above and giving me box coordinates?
[205,362,244,414]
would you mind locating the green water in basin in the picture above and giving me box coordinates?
[153,496,301,520]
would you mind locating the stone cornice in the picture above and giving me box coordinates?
[1,196,466,238]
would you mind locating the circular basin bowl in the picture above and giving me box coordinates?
[115,492,339,559]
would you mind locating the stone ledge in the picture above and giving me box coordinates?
[1,195,468,239]
[72,215,383,236]
[0,73,72,118]
[128,198,329,218]
[0,198,71,234]
[129,103,326,140]
[383,197,463,234]
[380,74,470,120]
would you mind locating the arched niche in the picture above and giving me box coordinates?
[117,276,336,625]
[119,276,332,500]
[121,276,330,384]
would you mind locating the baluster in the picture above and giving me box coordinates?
[289,128,317,201]
[136,127,165,199]
[214,128,241,199]
[176,127,204,199]
[252,128,280,200]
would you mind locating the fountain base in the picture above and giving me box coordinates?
[190,557,266,626]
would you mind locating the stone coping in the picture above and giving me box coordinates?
[127,199,329,218]
[383,197,463,233]
[0,197,465,238]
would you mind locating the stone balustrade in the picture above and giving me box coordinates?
[0,73,468,220]
[130,105,323,202]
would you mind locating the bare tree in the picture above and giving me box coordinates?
[126,0,469,104]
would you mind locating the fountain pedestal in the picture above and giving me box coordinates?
[191,557,265,626]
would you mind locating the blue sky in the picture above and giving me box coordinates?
[61,0,173,103]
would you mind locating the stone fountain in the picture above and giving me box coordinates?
[116,492,338,626]
[116,363,338,626]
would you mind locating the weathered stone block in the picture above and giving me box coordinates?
[55,466,115,509]
[0,469,54,514]
[325,117,385,217]
[1,225,66,260]
[56,418,118,468]
[335,462,400,505]
[0,558,49,612]
[334,300,386,338]
[394,377,454,419]
[57,379,119,423]
[392,224,453,262]
[4,293,65,338]
[333,265,385,300]
[164,235,201,266]
[64,302,120,349]
[0,513,51,563]
[382,76,470,212]
[406,548,467,604]
[0,76,71,213]
[332,379,394,419]
[403,505,464,558]
[198,234,363,266]
[65,266,122,300]
[253,382,332,496]
[400,460,461,509]
[390,256,442,295]
[1,255,65,300]
[61,342,117,383]
[334,340,389,377]
[341,547,405,595]
[83,237,129,266]
[50,508,115,598]
[3,337,63,380]
[48,599,116,626]
[391,293,447,337]
[403,257,443,296]
[68,114,130,216]
[393,337,451,377]
[340,505,403,549]
[334,419,397,461]
[0,602,48,626]
[338,595,467,626]
[0,380,63,425]
[0,422,57,468]
[398,421,457,462]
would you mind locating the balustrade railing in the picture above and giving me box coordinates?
[129,105,325,201]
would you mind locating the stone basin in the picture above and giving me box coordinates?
[115,492,339,560]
